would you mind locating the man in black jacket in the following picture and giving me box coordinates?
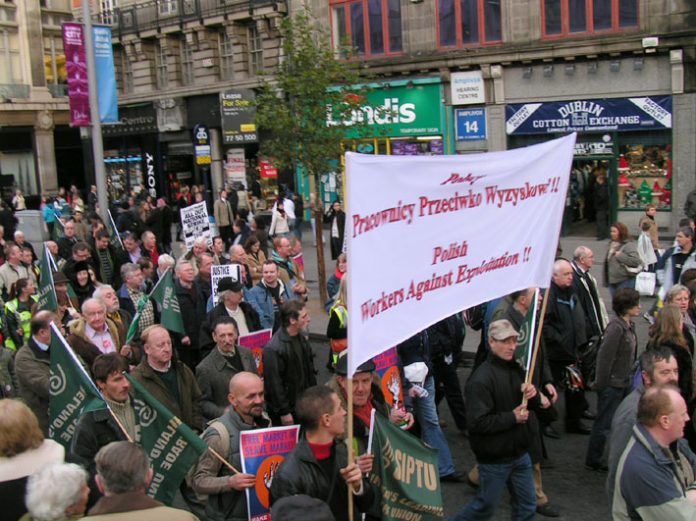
[262,300,316,425]
[269,385,374,521]
[453,319,545,521]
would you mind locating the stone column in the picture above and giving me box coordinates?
[34,110,58,194]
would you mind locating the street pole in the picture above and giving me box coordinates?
[82,0,110,224]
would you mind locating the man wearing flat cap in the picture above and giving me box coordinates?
[451,319,550,521]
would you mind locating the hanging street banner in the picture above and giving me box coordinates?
[238,329,273,375]
[62,22,90,126]
[240,425,300,521]
[220,89,258,144]
[93,25,118,124]
[506,96,672,135]
[180,201,212,250]
[125,373,208,505]
[368,411,444,520]
[346,133,576,376]
[373,347,404,410]
[48,324,107,450]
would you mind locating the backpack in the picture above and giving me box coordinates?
[464,303,486,331]
[183,421,230,510]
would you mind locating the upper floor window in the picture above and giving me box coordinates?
[155,41,168,89]
[219,31,234,80]
[331,0,402,57]
[543,0,638,37]
[248,24,262,75]
[159,0,177,16]
[0,29,21,84]
[121,50,133,93]
[438,0,502,47]
[180,40,193,85]
[100,0,116,25]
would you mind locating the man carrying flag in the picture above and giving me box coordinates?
[452,319,550,521]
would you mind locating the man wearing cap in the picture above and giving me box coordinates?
[195,316,256,422]
[199,278,261,356]
[451,319,547,521]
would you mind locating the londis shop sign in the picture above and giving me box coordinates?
[327,82,443,139]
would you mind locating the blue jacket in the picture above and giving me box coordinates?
[245,281,296,331]
[613,423,696,520]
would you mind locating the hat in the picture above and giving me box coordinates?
[73,261,90,274]
[488,319,519,341]
[270,495,335,521]
[217,277,243,293]
[52,271,69,285]
[335,353,376,376]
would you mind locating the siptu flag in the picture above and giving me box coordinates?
[514,288,540,373]
[125,294,149,344]
[37,245,58,311]
[48,323,107,450]
[149,268,185,335]
[125,373,208,505]
[369,411,444,520]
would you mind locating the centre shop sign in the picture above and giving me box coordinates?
[506,96,672,135]
[327,82,443,138]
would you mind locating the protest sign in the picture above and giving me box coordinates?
[125,373,208,505]
[373,347,404,410]
[346,133,576,375]
[240,426,300,521]
[180,201,212,251]
[48,324,106,450]
[210,263,243,305]
[238,329,273,375]
[369,411,444,520]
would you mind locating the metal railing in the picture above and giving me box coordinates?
[0,84,30,99]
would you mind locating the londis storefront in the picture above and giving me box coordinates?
[304,77,450,207]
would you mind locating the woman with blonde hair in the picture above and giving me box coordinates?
[0,399,65,520]
[605,221,643,297]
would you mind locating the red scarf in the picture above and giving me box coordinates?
[335,267,345,279]
[354,393,375,428]
[308,440,333,461]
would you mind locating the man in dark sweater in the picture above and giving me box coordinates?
[452,319,547,521]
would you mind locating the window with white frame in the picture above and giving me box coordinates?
[248,24,262,75]
[159,0,177,16]
[219,30,234,80]
[0,29,21,84]
[155,41,169,89]
[180,40,193,85]
[43,35,66,84]
[121,49,133,93]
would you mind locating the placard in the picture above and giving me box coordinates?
[180,201,212,251]
[210,263,242,305]
[238,329,273,375]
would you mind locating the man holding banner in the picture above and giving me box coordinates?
[453,319,547,521]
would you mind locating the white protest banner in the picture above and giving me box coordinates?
[346,133,576,376]
[210,263,242,305]
[180,201,212,251]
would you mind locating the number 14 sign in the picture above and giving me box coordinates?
[455,108,487,141]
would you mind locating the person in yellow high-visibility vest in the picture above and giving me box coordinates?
[5,277,38,351]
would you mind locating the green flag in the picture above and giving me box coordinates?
[37,245,58,311]
[51,217,64,241]
[125,294,149,344]
[149,269,185,335]
[369,411,444,520]
[106,209,125,251]
[514,288,539,373]
[48,324,107,450]
[125,373,208,505]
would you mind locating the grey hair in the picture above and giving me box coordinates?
[158,253,175,269]
[81,297,106,314]
[92,285,114,300]
[95,441,151,494]
[193,236,208,247]
[573,246,592,261]
[120,262,140,281]
[552,258,571,275]
[666,284,689,303]
[175,259,193,273]
[25,463,87,521]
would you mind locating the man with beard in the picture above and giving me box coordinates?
[191,371,269,521]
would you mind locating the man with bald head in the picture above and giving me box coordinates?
[229,244,252,289]
[542,258,590,434]
[192,371,270,520]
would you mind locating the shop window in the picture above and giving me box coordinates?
[542,0,638,37]
[180,40,194,86]
[331,0,402,58]
[437,0,502,47]
[219,31,234,80]
[0,29,21,84]
[248,24,263,75]
[617,143,671,211]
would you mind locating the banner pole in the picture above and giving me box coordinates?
[107,407,134,443]
[344,153,355,521]
[522,287,550,408]
[208,447,240,474]
[347,375,355,521]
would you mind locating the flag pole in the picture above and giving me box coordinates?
[522,287,550,408]
[344,155,355,521]
[207,447,240,474]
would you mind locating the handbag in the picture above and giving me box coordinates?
[636,271,657,296]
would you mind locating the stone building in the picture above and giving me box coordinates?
[297,0,695,234]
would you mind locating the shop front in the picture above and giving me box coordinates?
[506,96,672,236]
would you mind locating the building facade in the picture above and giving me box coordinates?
[300,0,695,234]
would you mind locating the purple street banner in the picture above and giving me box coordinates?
[372,347,404,410]
[62,22,90,126]
[240,426,300,521]
[238,329,272,376]
[93,25,118,124]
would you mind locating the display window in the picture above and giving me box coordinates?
[616,141,671,211]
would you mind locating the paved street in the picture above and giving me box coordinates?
[299,225,655,520]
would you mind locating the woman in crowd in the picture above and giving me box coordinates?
[249,216,270,257]
[326,274,348,371]
[20,463,89,521]
[268,201,290,238]
[605,222,643,297]
[0,399,65,520]
[68,262,97,308]
[12,189,26,212]
[245,236,267,284]
[585,288,640,471]
[664,284,696,349]
[325,252,346,311]
[5,278,38,351]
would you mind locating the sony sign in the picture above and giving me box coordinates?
[145,152,157,198]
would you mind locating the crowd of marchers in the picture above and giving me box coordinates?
[3,187,696,521]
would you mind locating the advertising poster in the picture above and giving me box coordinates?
[240,426,300,521]
[93,25,118,124]
[220,89,258,144]
[62,22,90,126]
[180,201,212,251]
[238,329,273,375]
